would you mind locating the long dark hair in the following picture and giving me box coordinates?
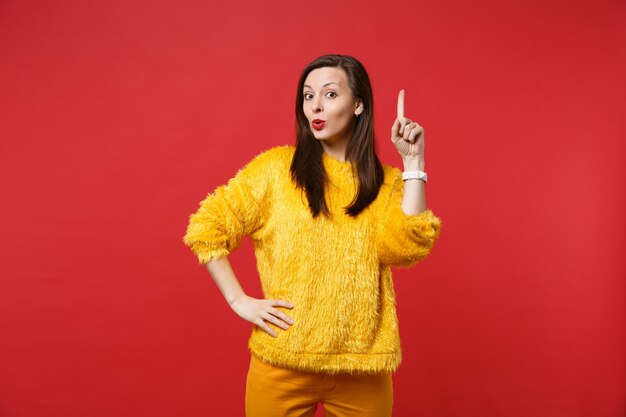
[290,54,385,218]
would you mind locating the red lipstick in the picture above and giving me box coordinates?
[312,119,326,130]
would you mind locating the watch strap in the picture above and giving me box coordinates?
[402,170,428,183]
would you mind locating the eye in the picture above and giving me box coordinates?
[304,93,313,100]
[326,91,337,98]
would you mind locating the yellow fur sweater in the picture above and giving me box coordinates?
[182,145,442,375]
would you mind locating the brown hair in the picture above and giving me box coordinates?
[290,54,385,218]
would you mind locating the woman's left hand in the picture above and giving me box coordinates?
[391,89,424,163]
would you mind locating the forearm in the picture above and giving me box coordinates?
[204,256,246,306]
[400,156,427,215]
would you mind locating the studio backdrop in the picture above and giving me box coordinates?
[0,1,624,416]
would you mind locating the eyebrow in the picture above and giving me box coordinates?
[303,82,339,89]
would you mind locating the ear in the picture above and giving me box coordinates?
[355,100,364,115]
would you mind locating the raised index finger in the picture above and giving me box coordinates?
[397,89,404,120]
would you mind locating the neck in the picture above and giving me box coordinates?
[320,138,348,162]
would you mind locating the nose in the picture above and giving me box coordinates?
[311,96,322,113]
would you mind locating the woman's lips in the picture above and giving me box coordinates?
[312,119,326,130]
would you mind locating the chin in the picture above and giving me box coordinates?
[314,137,332,143]
[310,129,339,142]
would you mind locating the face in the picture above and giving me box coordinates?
[302,66,363,146]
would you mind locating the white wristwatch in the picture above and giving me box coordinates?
[402,170,428,183]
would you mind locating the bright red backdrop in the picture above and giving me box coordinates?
[0,1,624,416]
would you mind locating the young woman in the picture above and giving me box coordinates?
[183,54,442,417]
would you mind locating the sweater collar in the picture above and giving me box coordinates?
[322,151,355,177]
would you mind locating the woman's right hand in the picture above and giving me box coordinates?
[230,294,295,337]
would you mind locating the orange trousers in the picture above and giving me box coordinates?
[245,353,393,417]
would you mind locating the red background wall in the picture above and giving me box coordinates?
[0,1,624,416]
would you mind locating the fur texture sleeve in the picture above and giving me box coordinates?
[375,170,442,268]
[182,149,275,264]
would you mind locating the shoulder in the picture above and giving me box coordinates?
[380,163,403,189]
[247,144,294,168]
[239,144,294,173]
[366,162,403,215]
